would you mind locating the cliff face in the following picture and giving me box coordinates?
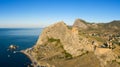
[27,19,120,67]
[35,22,93,57]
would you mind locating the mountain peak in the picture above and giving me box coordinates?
[73,19,88,29]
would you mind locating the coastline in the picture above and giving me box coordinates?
[20,50,38,67]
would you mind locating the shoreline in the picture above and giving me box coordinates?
[20,50,39,67]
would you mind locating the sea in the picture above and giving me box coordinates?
[0,28,42,67]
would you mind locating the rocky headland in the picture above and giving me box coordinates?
[23,19,120,67]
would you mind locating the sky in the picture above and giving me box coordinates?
[0,0,120,28]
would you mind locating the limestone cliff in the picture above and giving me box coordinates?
[26,19,120,67]
[35,22,94,57]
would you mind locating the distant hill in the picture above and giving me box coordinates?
[73,19,120,33]
[107,20,120,29]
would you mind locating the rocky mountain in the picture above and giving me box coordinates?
[25,19,120,67]
[73,19,88,29]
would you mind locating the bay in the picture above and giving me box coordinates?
[0,28,42,67]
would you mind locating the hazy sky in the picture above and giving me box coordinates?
[0,0,120,28]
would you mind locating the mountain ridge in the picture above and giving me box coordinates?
[24,19,120,67]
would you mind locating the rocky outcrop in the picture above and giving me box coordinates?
[73,19,88,29]
[26,19,120,67]
[34,21,94,57]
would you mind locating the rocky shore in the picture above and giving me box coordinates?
[20,50,40,67]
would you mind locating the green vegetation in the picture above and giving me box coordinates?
[47,37,61,47]
[79,38,83,40]
[100,55,107,59]
[93,36,105,42]
[67,26,72,30]
[59,45,64,49]
[117,62,120,65]
[118,56,120,59]
[35,52,43,60]
[116,57,120,64]
[112,60,116,63]
[79,51,89,57]
[113,41,120,46]
[63,50,73,60]
[48,37,60,43]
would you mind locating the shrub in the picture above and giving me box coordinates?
[63,50,73,59]
[48,38,60,43]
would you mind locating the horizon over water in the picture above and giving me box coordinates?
[0,28,42,67]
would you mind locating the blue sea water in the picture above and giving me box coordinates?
[0,28,42,67]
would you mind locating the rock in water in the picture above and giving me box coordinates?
[9,45,17,50]
[8,55,10,57]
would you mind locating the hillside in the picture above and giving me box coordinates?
[24,19,120,67]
